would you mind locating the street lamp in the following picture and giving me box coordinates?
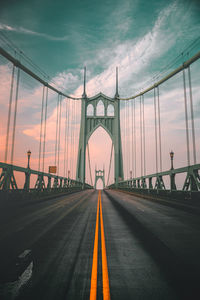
[170,150,174,170]
[27,150,31,169]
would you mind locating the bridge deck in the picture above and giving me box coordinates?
[0,190,200,299]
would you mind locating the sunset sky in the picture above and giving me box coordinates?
[0,0,200,188]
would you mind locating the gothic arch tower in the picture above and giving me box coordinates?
[76,67,124,187]
[94,169,105,189]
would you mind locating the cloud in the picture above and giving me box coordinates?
[0,23,69,41]
[71,2,178,98]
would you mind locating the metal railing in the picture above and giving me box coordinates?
[0,162,92,198]
[108,164,200,199]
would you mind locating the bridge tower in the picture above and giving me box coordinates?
[94,168,105,189]
[76,67,124,187]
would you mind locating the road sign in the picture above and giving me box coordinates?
[49,166,57,173]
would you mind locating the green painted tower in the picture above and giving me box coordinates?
[94,168,105,189]
[76,67,124,187]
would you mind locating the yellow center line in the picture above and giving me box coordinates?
[99,190,111,300]
[89,191,110,300]
[89,192,100,300]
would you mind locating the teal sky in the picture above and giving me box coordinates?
[0,0,200,96]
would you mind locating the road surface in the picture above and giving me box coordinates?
[0,189,200,300]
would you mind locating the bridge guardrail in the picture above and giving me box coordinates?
[0,162,93,196]
[108,164,200,199]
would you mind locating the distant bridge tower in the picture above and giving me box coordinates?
[76,67,124,187]
[94,168,105,189]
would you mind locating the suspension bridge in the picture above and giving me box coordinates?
[0,34,200,299]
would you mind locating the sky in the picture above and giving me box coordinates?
[0,0,200,188]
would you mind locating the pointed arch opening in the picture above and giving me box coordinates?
[87,104,94,116]
[96,100,105,116]
[86,126,114,186]
[107,104,114,116]
[96,178,103,190]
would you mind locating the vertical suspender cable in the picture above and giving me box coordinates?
[64,100,68,177]
[140,96,143,176]
[126,100,128,179]
[157,86,162,172]
[72,100,75,178]
[69,99,71,177]
[125,100,127,179]
[182,69,190,166]
[42,87,48,173]
[123,101,126,179]
[66,99,70,177]
[10,68,20,165]
[129,100,132,178]
[142,95,146,176]
[74,100,77,179]
[54,93,59,168]
[38,85,45,171]
[153,88,158,173]
[57,95,62,175]
[131,99,134,178]
[107,142,113,186]
[5,64,15,163]
[127,100,130,178]
[134,99,136,177]
[188,66,196,164]
[87,143,93,186]
[70,100,73,177]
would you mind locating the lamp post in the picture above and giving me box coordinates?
[24,150,31,191]
[170,150,174,170]
[27,150,31,169]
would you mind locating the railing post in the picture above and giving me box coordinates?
[149,177,153,189]
[53,176,58,189]
[47,176,51,190]
[35,174,45,191]
[63,178,68,188]
[59,178,63,189]
[24,169,31,192]
[0,166,18,190]
[170,171,176,192]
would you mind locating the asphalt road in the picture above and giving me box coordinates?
[0,189,200,300]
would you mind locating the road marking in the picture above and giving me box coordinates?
[90,191,110,300]
[99,191,111,300]
[89,192,100,300]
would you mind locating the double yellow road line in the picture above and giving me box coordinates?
[90,191,110,300]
